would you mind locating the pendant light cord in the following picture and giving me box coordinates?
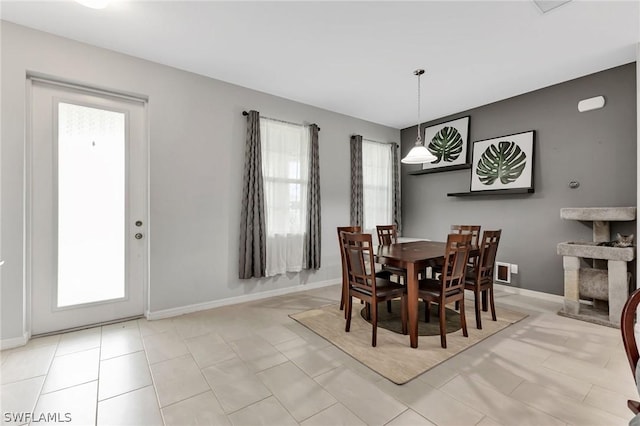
[414,69,425,146]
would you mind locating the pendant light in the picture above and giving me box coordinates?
[401,69,437,164]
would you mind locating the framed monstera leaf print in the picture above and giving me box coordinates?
[470,131,534,192]
[421,116,470,173]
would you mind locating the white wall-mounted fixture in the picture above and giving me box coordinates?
[495,261,511,283]
[75,0,110,9]
[578,96,606,112]
[401,69,438,164]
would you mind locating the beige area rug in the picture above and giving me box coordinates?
[290,303,527,385]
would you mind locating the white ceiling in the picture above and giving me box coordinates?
[1,0,638,129]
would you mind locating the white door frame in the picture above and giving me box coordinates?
[25,75,150,336]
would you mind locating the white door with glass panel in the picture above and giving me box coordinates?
[29,79,147,335]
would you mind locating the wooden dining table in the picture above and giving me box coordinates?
[376,240,447,348]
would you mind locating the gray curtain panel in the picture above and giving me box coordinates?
[350,135,363,227]
[392,143,402,235]
[238,110,267,279]
[305,124,321,269]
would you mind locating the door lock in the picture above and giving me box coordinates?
[135,233,144,240]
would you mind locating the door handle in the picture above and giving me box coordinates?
[135,233,144,240]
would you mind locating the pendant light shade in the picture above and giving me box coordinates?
[401,69,437,165]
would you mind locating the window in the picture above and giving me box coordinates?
[362,140,393,233]
[260,118,310,276]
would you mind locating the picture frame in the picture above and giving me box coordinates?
[470,130,535,192]
[420,116,470,173]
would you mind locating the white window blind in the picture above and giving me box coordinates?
[362,140,393,234]
[260,118,310,276]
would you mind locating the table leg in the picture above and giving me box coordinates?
[407,263,419,348]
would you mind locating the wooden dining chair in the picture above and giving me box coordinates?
[342,231,407,347]
[418,233,472,348]
[337,226,361,313]
[376,224,407,284]
[337,226,394,318]
[464,230,501,329]
[432,225,481,276]
[621,288,640,415]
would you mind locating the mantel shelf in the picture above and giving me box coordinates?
[447,188,535,197]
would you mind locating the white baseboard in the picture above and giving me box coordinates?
[146,278,340,321]
[494,283,564,303]
[1,332,30,350]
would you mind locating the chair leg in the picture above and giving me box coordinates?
[474,290,482,330]
[371,300,378,347]
[455,300,460,311]
[365,303,371,320]
[345,292,353,332]
[387,300,392,313]
[489,286,497,321]
[439,300,447,348]
[340,276,345,311]
[424,301,431,323]
[459,296,468,338]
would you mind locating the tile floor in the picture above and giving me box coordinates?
[0,285,636,426]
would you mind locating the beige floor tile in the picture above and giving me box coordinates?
[102,320,140,334]
[172,314,218,340]
[100,328,144,360]
[583,385,636,421]
[257,361,336,421]
[149,354,209,408]
[258,324,301,345]
[301,403,366,426]
[34,380,97,425]
[282,343,343,378]
[98,350,152,401]
[511,381,629,426]
[315,367,406,426]
[452,352,525,395]
[505,362,592,402]
[385,409,436,426]
[162,390,230,426]
[202,358,272,413]
[184,333,236,368]
[542,352,638,398]
[476,416,505,426]
[56,328,102,356]
[229,335,288,372]
[142,329,190,365]
[440,375,565,426]
[97,385,163,426]
[417,363,459,388]
[1,345,55,384]
[0,376,45,424]
[137,317,176,337]
[41,348,99,394]
[228,396,297,426]
[376,377,484,426]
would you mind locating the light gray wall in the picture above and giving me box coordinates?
[401,63,637,295]
[0,22,400,340]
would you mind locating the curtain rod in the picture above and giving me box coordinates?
[363,137,399,148]
[242,111,320,131]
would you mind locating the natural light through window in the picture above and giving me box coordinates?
[57,102,126,307]
[362,140,393,233]
[260,118,309,276]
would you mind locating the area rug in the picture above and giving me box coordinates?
[360,300,462,335]
[290,302,527,384]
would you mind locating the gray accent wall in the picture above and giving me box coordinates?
[401,63,637,295]
[1,22,400,341]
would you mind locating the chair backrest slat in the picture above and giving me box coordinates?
[376,225,398,246]
[341,232,377,297]
[442,233,473,292]
[451,225,481,248]
[475,230,502,283]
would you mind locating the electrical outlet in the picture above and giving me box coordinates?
[511,264,519,274]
